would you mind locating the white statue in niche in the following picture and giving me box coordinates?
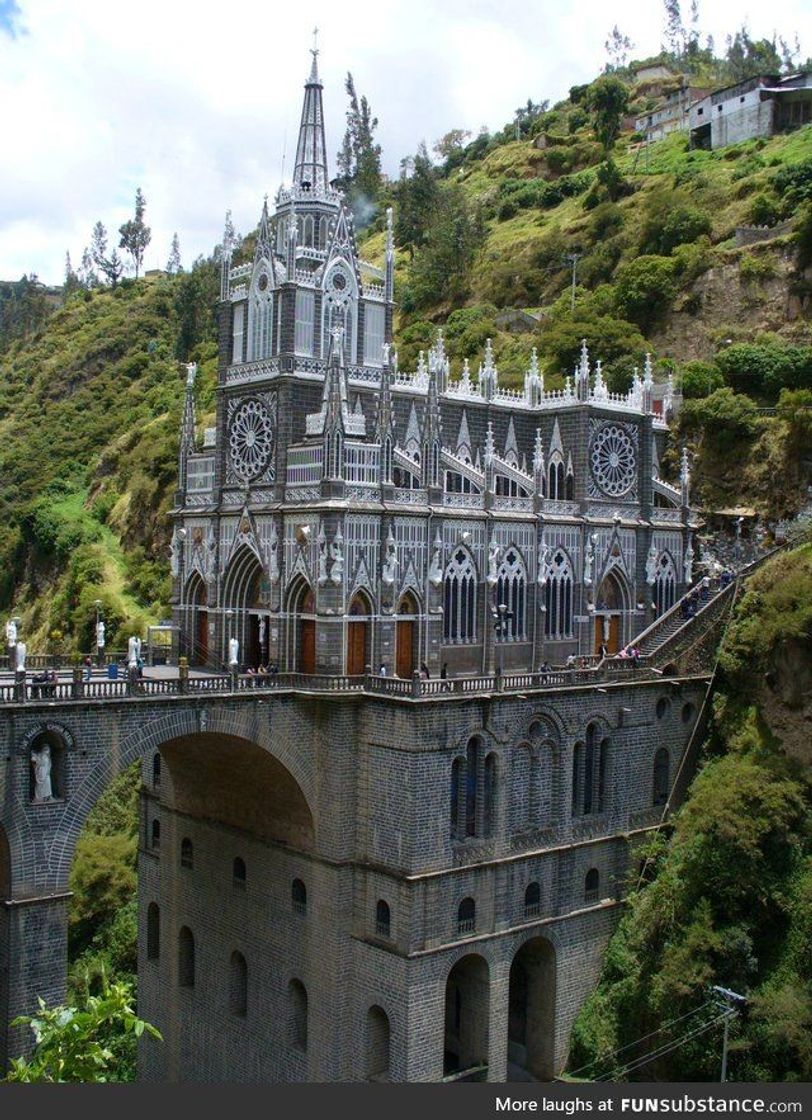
[487,538,501,586]
[317,526,328,586]
[330,530,344,586]
[32,744,53,801]
[683,543,694,584]
[204,526,217,585]
[5,619,17,646]
[267,522,280,585]
[258,615,266,648]
[646,544,658,586]
[169,530,180,579]
[428,533,443,588]
[537,543,553,588]
[228,637,239,669]
[381,528,398,586]
[583,534,596,586]
[16,642,26,672]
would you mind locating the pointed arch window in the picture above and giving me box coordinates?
[544,549,574,639]
[248,271,273,360]
[443,548,477,643]
[496,548,527,641]
[548,458,565,500]
[654,552,677,615]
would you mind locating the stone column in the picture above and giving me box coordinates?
[1,892,71,1068]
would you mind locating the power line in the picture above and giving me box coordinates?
[595,1010,734,1082]
[565,1000,715,1079]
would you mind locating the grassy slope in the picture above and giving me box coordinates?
[0,276,217,649]
[567,543,812,1082]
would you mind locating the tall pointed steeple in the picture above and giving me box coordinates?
[293,40,329,192]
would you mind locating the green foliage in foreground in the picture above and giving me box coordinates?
[568,545,812,1082]
[5,974,160,1083]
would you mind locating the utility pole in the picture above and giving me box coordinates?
[712,985,746,1082]
[564,253,582,313]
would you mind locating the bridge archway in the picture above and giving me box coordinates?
[443,953,490,1079]
[508,936,556,1080]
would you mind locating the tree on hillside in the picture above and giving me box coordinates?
[336,73,382,224]
[407,184,484,310]
[586,76,630,153]
[724,28,784,81]
[63,252,82,300]
[663,0,686,58]
[166,233,181,275]
[90,222,124,289]
[118,188,151,279]
[434,129,472,162]
[394,142,440,260]
[604,25,634,71]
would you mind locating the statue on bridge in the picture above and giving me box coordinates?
[15,641,26,672]
[228,636,240,670]
[6,618,17,648]
[128,635,141,668]
[31,743,53,801]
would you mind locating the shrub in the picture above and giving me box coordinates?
[748,193,781,228]
[614,256,676,332]
[681,387,760,455]
[715,343,812,399]
[641,204,712,257]
[681,361,725,399]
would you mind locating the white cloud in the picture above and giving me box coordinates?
[1,0,810,283]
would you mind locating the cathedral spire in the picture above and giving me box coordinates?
[293,44,329,192]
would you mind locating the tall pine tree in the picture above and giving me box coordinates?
[118,188,151,278]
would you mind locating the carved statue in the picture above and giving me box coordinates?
[683,543,694,585]
[487,537,501,586]
[96,620,106,649]
[317,526,328,586]
[537,543,552,588]
[204,526,217,585]
[228,637,239,669]
[268,522,280,585]
[5,619,16,646]
[330,530,344,586]
[428,534,443,589]
[645,544,658,586]
[169,530,180,579]
[381,528,398,586]
[128,635,139,668]
[16,641,26,672]
[32,744,53,801]
[583,534,596,586]
[259,615,266,648]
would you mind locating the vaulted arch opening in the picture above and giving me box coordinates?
[221,546,266,670]
[443,954,490,1080]
[184,570,209,667]
[287,578,316,673]
[396,591,419,679]
[508,937,556,1080]
[347,591,372,676]
[594,568,630,654]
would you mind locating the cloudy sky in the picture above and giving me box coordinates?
[1,0,810,285]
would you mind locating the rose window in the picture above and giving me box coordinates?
[590,425,636,497]
[229,399,274,481]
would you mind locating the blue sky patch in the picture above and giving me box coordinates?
[0,0,24,39]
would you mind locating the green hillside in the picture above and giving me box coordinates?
[567,542,812,1082]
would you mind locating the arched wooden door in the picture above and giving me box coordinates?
[594,570,626,655]
[297,588,316,674]
[396,592,418,679]
[347,594,369,676]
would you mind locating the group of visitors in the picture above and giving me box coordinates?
[244,663,279,678]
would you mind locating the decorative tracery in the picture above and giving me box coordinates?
[495,548,527,641]
[590,424,636,497]
[654,551,677,615]
[443,547,477,643]
[544,549,574,639]
[228,399,275,481]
